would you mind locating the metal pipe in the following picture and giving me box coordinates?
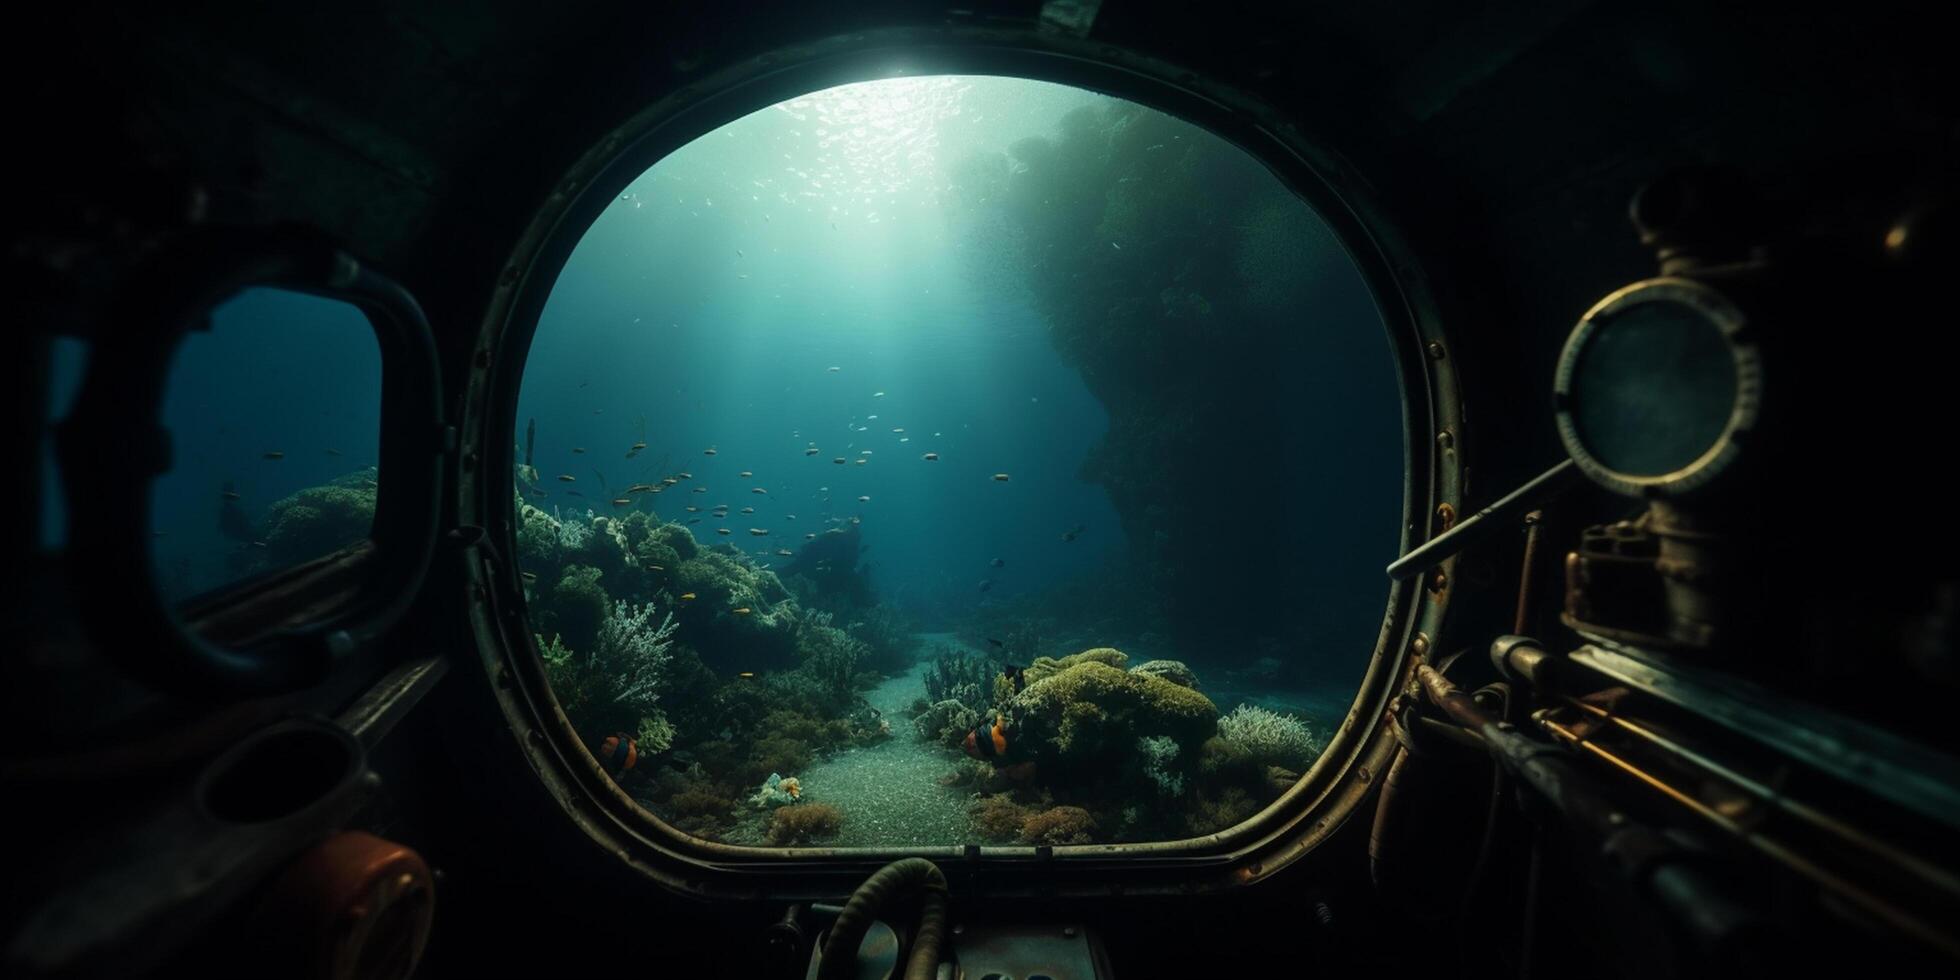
[1537,712,1960,960]
[1415,665,1779,964]
[1387,460,1582,581]
[1490,635,1555,689]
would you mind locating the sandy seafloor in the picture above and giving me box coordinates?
[720,632,1357,847]
[720,635,982,847]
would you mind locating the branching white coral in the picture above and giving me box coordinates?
[594,600,676,712]
[536,633,574,667]
[1138,735,1185,797]
[557,514,593,551]
[1215,704,1324,772]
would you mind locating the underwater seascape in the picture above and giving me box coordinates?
[42,76,1404,849]
[510,76,1403,848]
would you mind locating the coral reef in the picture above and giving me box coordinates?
[966,794,1102,846]
[1020,806,1097,845]
[786,608,867,713]
[597,601,679,714]
[845,604,918,675]
[500,449,1323,850]
[259,472,377,567]
[1185,786,1261,836]
[515,497,566,568]
[664,549,801,674]
[1198,735,1253,778]
[1023,647,1128,685]
[1129,659,1198,689]
[637,714,677,754]
[1137,735,1185,796]
[780,524,874,609]
[923,646,997,707]
[495,499,892,842]
[1214,704,1324,773]
[991,672,1019,710]
[537,599,682,752]
[1002,656,1217,770]
[914,699,983,749]
[538,599,678,746]
[749,772,802,808]
[744,736,814,785]
[766,803,844,845]
[650,645,724,748]
[539,564,609,652]
[668,787,736,822]
[968,796,1033,840]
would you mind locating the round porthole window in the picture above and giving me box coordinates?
[468,41,1449,886]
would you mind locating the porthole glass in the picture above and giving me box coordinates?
[145,288,383,603]
[514,77,1401,848]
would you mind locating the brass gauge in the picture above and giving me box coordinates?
[1553,277,1762,498]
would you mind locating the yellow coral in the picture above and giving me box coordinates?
[1024,647,1130,684]
[780,777,802,799]
[1011,662,1217,763]
[991,672,1019,708]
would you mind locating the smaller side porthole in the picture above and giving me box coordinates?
[124,287,384,603]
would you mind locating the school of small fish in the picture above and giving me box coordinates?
[504,376,1087,600]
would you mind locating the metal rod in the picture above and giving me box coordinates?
[1515,510,1545,634]
[1538,714,1960,960]
[1551,694,1960,900]
[1387,460,1582,582]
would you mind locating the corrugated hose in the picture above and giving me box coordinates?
[817,858,949,980]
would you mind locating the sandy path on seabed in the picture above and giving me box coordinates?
[727,633,980,846]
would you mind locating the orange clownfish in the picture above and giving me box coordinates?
[599,733,638,775]
[963,712,1010,761]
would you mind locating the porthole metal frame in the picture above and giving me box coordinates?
[55,226,449,699]
[461,26,1461,898]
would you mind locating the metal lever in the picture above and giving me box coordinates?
[1386,459,1582,581]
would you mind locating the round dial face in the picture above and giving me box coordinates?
[1555,278,1760,498]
